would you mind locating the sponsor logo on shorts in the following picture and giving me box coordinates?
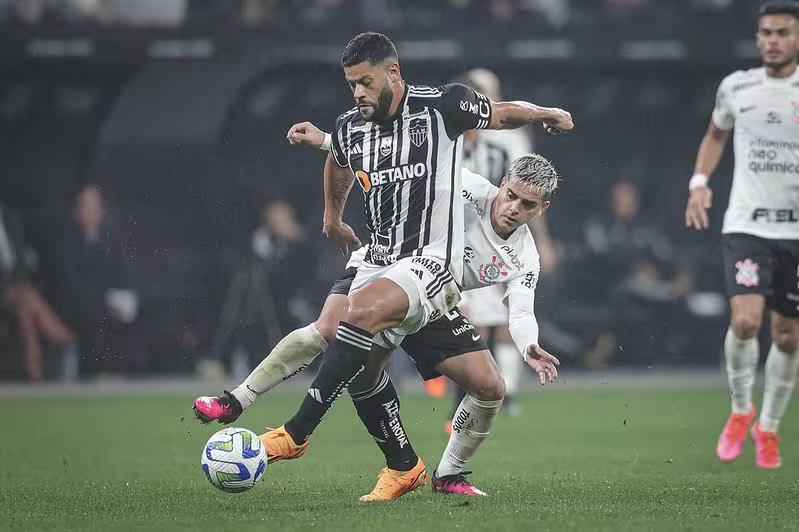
[479,255,509,283]
[735,258,760,287]
[452,322,476,336]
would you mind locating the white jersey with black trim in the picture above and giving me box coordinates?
[331,83,493,282]
[712,67,799,240]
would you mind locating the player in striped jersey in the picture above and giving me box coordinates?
[252,32,571,475]
[195,154,560,499]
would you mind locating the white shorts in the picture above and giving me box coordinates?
[460,284,508,327]
[349,255,462,348]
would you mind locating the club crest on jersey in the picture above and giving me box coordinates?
[409,124,427,148]
[478,255,509,283]
[379,136,393,157]
[735,258,760,287]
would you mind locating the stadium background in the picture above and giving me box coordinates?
[1,0,764,382]
[4,3,799,532]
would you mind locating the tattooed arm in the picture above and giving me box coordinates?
[322,152,361,255]
[489,100,573,134]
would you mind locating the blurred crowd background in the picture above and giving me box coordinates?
[0,0,760,382]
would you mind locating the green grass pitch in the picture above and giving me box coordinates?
[1,386,797,531]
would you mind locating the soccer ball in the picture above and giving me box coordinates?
[201,427,267,493]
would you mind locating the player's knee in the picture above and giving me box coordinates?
[472,374,505,402]
[343,303,383,331]
[774,331,799,354]
[731,315,761,340]
[313,318,337,344]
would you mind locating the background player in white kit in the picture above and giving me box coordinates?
[685,0,799,469]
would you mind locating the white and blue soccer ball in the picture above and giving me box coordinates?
[201,427,267,493]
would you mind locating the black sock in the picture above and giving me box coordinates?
[284,322,372,443]
[350,370,418,472]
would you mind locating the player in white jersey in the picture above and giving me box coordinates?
[248,32,571,475]
[685,0,799,469]
[194,154,560,499]
[453,68,556,419]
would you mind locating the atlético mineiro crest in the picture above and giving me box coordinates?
[735,258,760,287]
[409,120,427,148]
[479,255,508,283]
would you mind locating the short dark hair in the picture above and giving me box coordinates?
[341,32,398,68]
[759,0,799,19]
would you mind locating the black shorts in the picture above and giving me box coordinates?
[722,233,799,317]
[397,308,489,381]
[328,267,357,296]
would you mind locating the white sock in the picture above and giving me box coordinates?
[495,342,523,396]
[436,395,503,477]
[759,343,799,433]
[230,323,328,409]
[724,328,759,414]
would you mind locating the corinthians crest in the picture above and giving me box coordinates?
[409,119,427,148]
[478,255,509,283]
[735,258,760,287]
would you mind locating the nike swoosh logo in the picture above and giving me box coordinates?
[739,105,757,113]
[471,334,481,341]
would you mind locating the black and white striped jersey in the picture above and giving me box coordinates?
[331,83,492,282]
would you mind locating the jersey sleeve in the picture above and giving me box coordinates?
[711,74,736,131]
[330,113,352,168]
[438,83,493,139]
[504,263,540,357]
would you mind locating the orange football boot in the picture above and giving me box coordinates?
[259,425,309,463]
[359,458,428,501]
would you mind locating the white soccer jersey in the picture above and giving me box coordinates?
[463,128,532,186]
[712,67,799,240]
[460,169,540,298]
[331,83,493,282]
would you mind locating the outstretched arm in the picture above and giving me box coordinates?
[489,100,573,135]
[685,120,730,230]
